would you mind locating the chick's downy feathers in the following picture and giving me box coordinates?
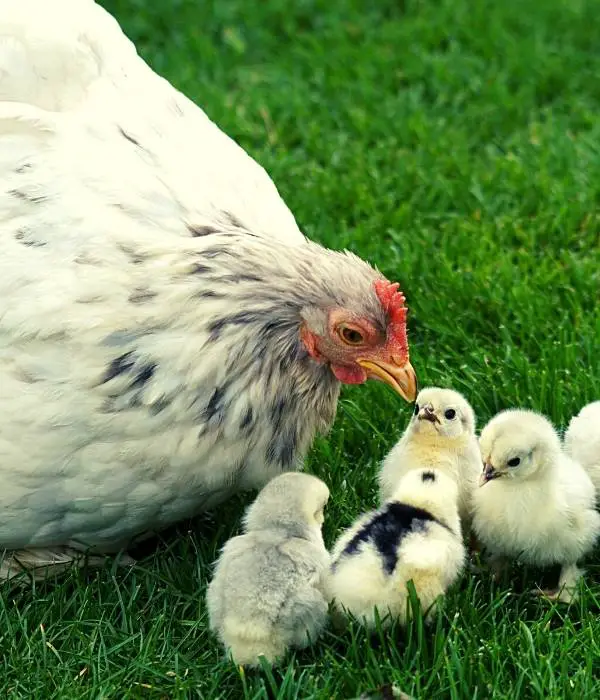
[378,387,481,524]
[326,469,465,628]
[474,409,600,602]
[0,0,417,576]
[206,473,330,666]
[564,401,600,494]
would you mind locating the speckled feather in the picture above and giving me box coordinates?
[0,0,398,560]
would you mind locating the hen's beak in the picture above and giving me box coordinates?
[357,359,417,402]
[479,462,501,487]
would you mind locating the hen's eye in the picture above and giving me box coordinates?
[507,457,521,467]
[444,408,456,420]
[339,325,364,345]
[414,403,420,416]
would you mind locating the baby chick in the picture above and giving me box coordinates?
[564,401,600,494]
[206,472,331,667]
[473,409,600,603]
[327,468,465,628]
[378,387,481,525]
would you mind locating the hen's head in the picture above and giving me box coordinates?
[299,278,417,402]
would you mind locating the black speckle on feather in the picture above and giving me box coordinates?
[191,263,212,275]
[15,229,46,247]
[102,352,135,383]
[205,310,274,341]
[187,223,219,237]
[149,397,171,415]
[118,126,142,148]
[15,163,33,174]
[130,363,157,389]
[129,288,157,304]
[201,386,226,425]
[214,311,261,329]
[207,317,226,342]
[202,246,231,259]
[195,289,225,300]
[223,211,246,229]
[421,471,436,482]
[9,188,45,204]
[270,398,287,430]
[240,406,254,431]
[217,273,263,284]
[337,503,445,575]
[266,427,298,468]
[117,243,145,265]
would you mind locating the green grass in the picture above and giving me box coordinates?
[2,0,600,697]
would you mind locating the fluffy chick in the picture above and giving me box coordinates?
[473,409,600,603]
[327,469,465,628]
[206,472,330,667]
[564,401,600,494]
[378,387,481,525]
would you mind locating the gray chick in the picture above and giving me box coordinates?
[206,472,330,666]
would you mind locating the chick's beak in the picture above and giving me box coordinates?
[357,358,417,402]
[479,462,500,487]
[418,404,438,423]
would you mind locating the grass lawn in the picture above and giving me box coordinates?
[2,0,600,697]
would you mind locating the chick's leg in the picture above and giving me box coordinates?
[488,553,511,582]
[533,563,582,604]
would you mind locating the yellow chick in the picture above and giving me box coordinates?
[378,387,481,527]
[473,409,600,602]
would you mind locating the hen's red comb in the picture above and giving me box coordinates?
[374,279,409,355]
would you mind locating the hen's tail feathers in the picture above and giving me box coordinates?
[0,547,135,582]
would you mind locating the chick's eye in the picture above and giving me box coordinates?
[444,408,456,420]
[339,325,364,345]
[507,457,521,468]
[414,403,420,416]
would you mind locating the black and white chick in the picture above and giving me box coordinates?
[564,401,600,495]
[206,472,330,666]
[473,409,600,603]
[326,469,465,628]
[378,387,481,526]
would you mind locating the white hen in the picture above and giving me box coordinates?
[564,401,600,495]
[0,0,418,578]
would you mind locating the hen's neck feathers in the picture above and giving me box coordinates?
[98,231,383,485]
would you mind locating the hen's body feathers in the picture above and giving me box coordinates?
[0,0,416,570]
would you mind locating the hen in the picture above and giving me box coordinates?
[0,0,417,578]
